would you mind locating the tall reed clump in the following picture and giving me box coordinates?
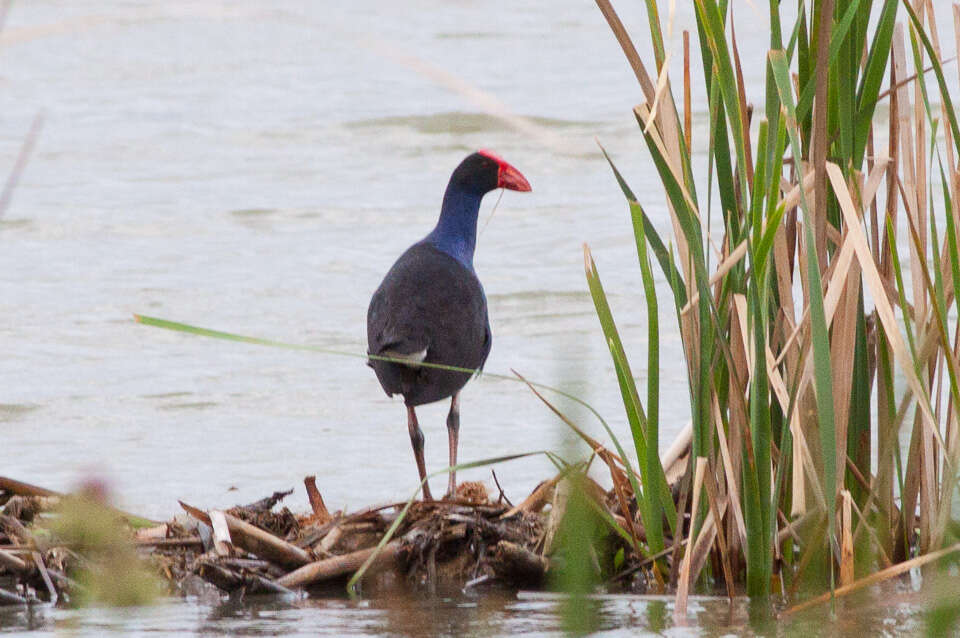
[582,0,960,603]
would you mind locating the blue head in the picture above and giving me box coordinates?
[425,150,531,268]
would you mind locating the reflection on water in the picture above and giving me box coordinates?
[0,590,927,637]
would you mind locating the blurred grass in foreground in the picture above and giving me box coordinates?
[49,479,163,607]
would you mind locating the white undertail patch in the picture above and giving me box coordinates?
[381,348,428,366]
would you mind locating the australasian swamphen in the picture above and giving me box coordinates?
[367,150,532,501]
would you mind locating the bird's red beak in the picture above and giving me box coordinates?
[497,162,532,192]
[479,149,532,192]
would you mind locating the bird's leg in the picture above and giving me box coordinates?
[407,406,433,501]
[444,393,460,499]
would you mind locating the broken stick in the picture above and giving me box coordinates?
[277,541,400,589]
[304,476,332,524]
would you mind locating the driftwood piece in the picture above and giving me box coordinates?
[342,502,408,521]
[239,489,293,513]
[0,548,27,572]
[32,551,58,604]
[2,495,57,523]
[196,559,241,591]
[318,525,343,554]
[43,567,76,590]
[180,502,311,568]
[0,514,34,547]
[501,473,561,519]
[226,506,299,540]
[195,558,291,595]
[196,522,214,553]
[0,587,27,606]
[304,476,332,524]
[246,573,293,595]
[134,524,169,541]
[0,477,159,527]
[0,476,58,498]
[219,557,282,575]
[491,540,548,587]
[466,504,509,517]
[296,516,342,549]
[135,537,204,549]
[209,511,234,557]
[277,541,401,589]
[442,513,530,548]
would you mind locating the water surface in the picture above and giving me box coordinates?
[0,591,928,637]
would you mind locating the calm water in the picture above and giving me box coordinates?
[0,1,955,634]
[0,591,929,637]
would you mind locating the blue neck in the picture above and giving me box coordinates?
[425,185,483,268]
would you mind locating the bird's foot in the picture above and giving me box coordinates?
[421,483,434,502]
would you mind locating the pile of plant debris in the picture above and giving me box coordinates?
[0,471,653,605]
